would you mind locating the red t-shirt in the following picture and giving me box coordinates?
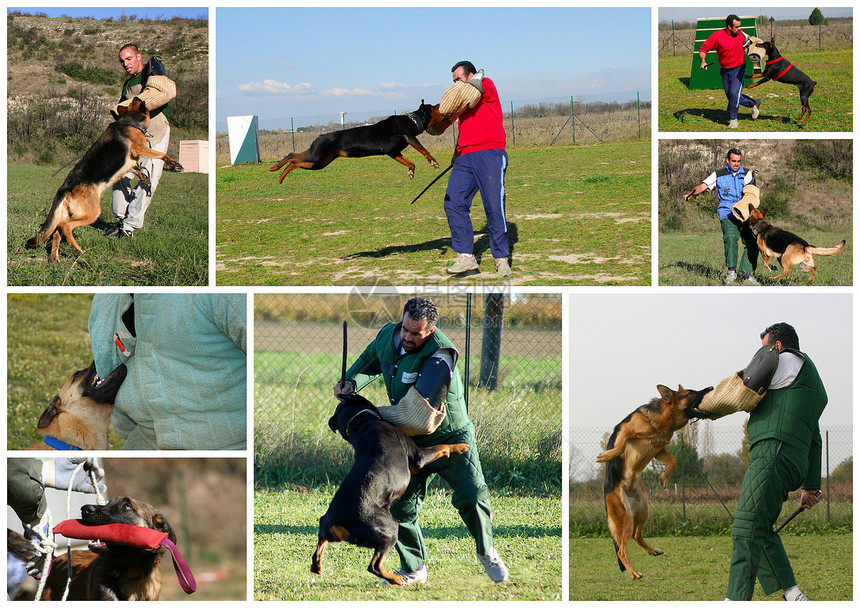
[699,28,748,69]
[456,76,506,155]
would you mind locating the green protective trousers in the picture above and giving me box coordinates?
[727,439,807,600]
[720,217,758,274]
[389,423,494,572]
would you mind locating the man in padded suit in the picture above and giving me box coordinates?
[333,296,509,584]
[107,43,177,239]
[726,322,826,601]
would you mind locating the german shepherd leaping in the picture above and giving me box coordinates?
[597,384,713,580]
[26,97,183,262]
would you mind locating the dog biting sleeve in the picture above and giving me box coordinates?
[53,520,197,594]
[134,74,177,111]
[377,386,446,435]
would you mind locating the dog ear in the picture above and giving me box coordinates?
[152,511,177,544]
[656,384,674,401]
[37,398,60,429]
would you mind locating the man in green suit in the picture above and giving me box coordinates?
[726,322,826,601]
[334,297,509,584]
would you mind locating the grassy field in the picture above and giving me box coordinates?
[570,533,852,600]
[658,228,852,286]
[658,50,852,132]
[216,142,651,286]
[7,165,208,286]
[255,487,561,601]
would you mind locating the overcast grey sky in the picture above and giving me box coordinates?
[570,292,852,431]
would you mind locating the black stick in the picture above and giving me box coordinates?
[340,321,348,387]
[410,163,453,205]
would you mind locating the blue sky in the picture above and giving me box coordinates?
[659,6,852,22]
[9,7,208,20]
[216,7,651,131]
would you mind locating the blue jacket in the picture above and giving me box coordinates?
[89,294,247,450]
[715,163,748,220]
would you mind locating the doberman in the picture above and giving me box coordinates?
[746,38,816,125]
[311,394,468,585]
[270,101,448,183]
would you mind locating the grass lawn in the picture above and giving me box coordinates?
[216,142,651,286]
[255,487,561,600]
[658,50,852,132]
[570,533,852,600]
[7,164,208,286]
[658,229,852,286]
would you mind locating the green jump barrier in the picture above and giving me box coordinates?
[689,16,758,89]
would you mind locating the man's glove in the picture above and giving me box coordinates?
[41,457,106,494]
[333,379,356,400]
[23,510,55,579]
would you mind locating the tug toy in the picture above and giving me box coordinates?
[54,520,197,594]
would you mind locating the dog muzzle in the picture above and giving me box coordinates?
[731,184,761,221]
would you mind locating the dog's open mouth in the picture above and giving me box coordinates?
[88,539,110,554]
[83,362,127,403]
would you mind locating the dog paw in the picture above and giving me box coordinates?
[408,169,415,180]
[166,161,184,173]
[431,159,440,169]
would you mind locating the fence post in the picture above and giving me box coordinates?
[637,92,641,140]
[291,117,295,153]
[672,20,676,56]
[510,101,516,148]
[570,96,576,145]
[681,435,687,522]
[464,294,472,410]
[478,294,504,390]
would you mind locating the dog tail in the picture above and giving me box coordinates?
[602,457,627,572]
[808,240,846,256]
[26,192,67,248]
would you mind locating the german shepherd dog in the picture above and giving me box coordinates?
[28,362,126,450]
[8,496,175,600]
[597,385,713,580]
[270,101,448,183]
[26,97,184,262]
[746,38,816,124]
[312,394,469,585]
[747,207,846,284]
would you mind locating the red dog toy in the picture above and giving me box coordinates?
[54,520,197,593]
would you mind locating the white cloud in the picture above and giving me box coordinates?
[324,87,373,97]
[237,79,315,95]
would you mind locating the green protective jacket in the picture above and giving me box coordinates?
[747,350,827,489]
[346,322,470,445]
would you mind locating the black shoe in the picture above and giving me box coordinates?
[106,226,133,238]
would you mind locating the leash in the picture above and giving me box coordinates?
[51,154,85,178]
[410,162,453,205]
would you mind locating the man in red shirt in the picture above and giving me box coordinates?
[698,14,761,128]
[443,61,511,277]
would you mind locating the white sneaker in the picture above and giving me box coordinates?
[784,591,809,601]
[384,563,428,586]
[725,269,737,284]
[477,547,509,582]
[446,253,479,274]
[729,119,739,129]
[742,274,760,285]
[751,100,761,119]
[494,257,512,277]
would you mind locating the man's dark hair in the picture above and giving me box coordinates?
[451,60,477,76]
[760,322,800,350]
[403,297,440,329]
[726,14,741,27]
[726,148,743,159]
[119,43,140,55]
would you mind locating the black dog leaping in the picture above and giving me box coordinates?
[270,101,448,182]
[746,37,816,125]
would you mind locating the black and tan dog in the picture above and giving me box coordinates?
[747,207,845,284]
[311,393,468,585]
[597,384,713,580]
[746,38,816,124]
[270,101,448,183]
[8,496,175,600]
[28,362,126,451]
[26,97,184,262]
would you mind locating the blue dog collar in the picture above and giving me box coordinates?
[43,436,81,450]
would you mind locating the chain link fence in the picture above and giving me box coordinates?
[570,424,852,531]
[255,293,562,491]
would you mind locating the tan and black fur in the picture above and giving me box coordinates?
[28,362,126,450]
[9,496,175,600]
[26,97,183,262]
[597,384,713,580]
[748,207,845,284]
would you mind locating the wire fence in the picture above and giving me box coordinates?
[570,424,852,528]
[254,293,562,490]
[215,91,650,164]
[658,21,853,56]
